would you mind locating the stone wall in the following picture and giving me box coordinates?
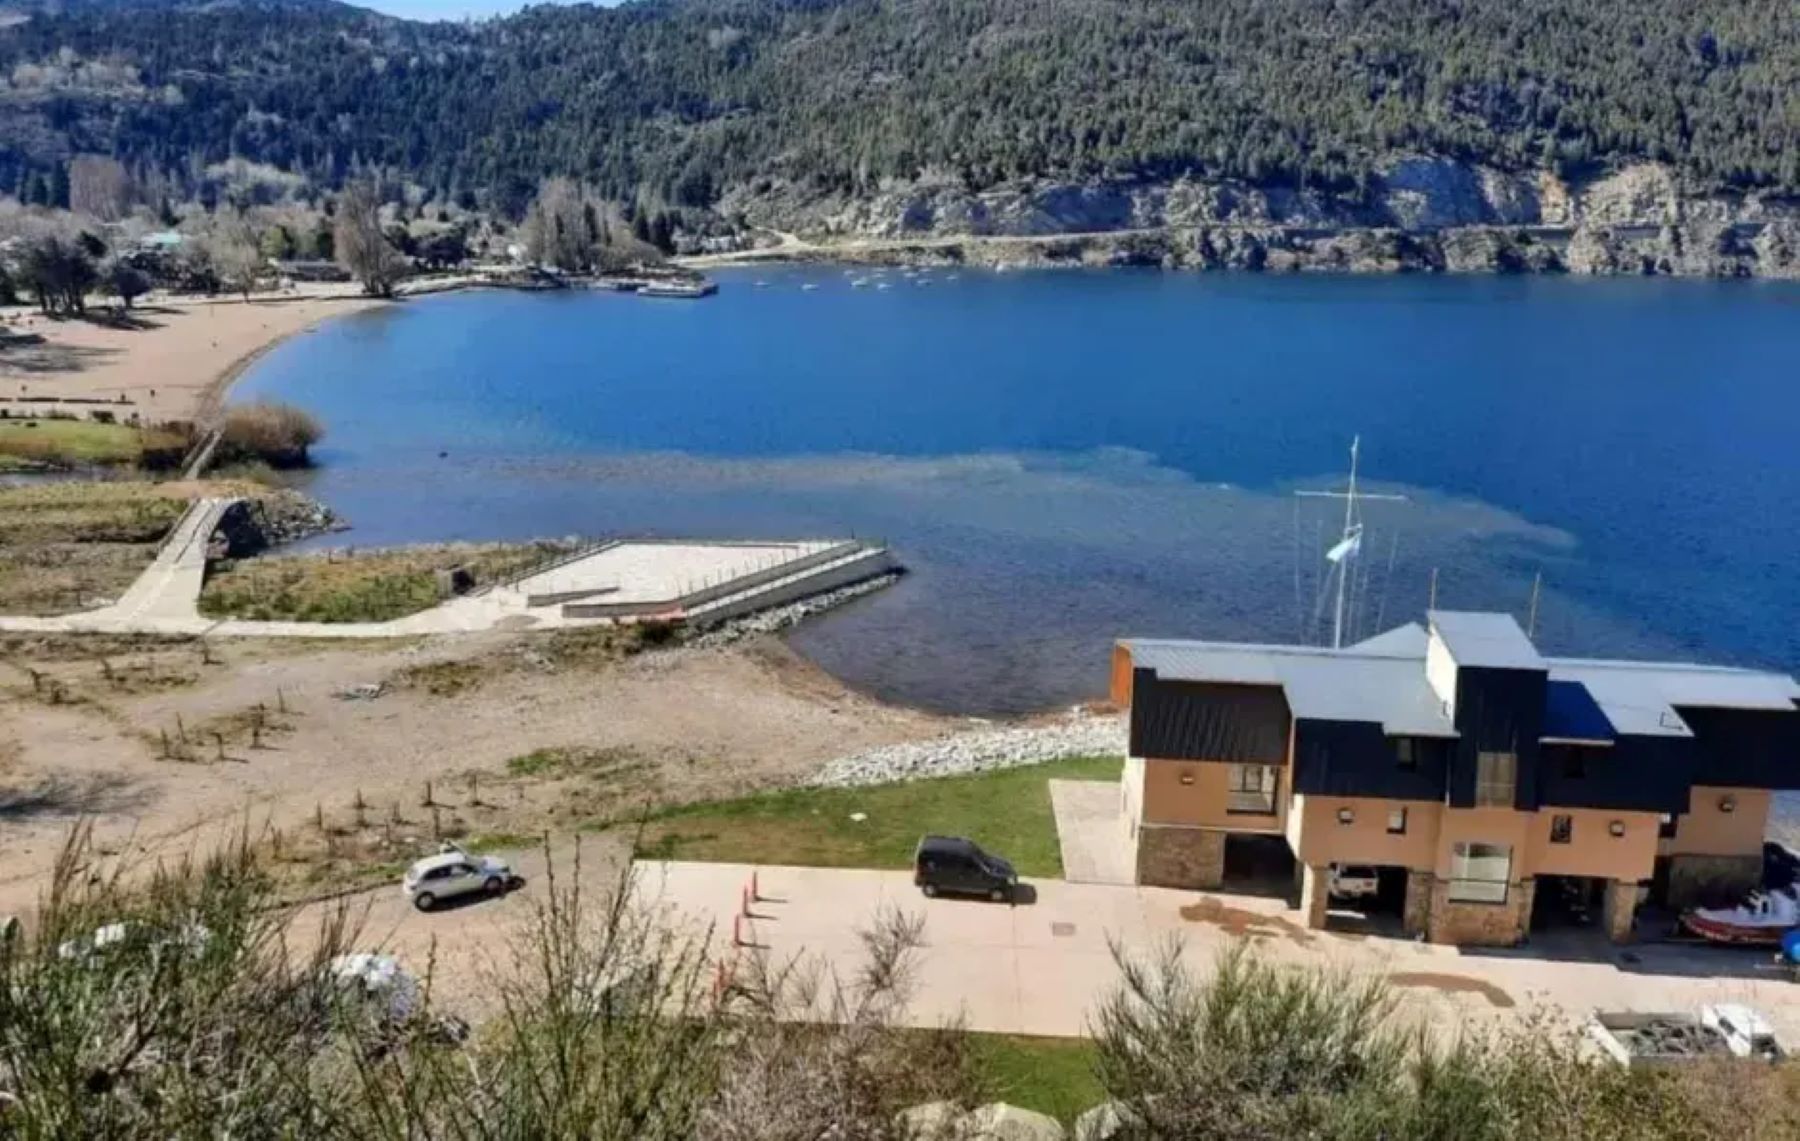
[1136,825,1225,889]
[1425,876,1534,946]
[1298,864,1329,930]
[1402,871,1433,937]
[1601,879,1644,943]
[1665,854,1762,909]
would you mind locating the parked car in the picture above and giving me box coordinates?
[913,835,1018,902]
[402,845,514,911]
[1328,864,1380,901]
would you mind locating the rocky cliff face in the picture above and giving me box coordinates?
[729,159,1800,277]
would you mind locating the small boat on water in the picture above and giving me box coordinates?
[639,279,718,298]
[875,282,892,290]
[1682,887,1800,945]
[801,283,820,291]
[851,278,870,288]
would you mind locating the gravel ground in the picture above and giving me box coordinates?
[812,709,1126,787]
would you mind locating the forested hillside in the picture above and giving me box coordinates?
[0,0,1795,216]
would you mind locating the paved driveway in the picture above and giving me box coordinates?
[634,860,1800,1041]
[1049,779,1133,885]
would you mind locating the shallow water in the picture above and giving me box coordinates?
[234,267,1800,731]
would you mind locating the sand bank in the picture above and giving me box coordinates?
[0,285,384,424]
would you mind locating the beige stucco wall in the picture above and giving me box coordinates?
[1524,808,1659,880]
[1660,785,1770,857]
[1432,807,1535,881]
[1140,758,1285,833]
[1286,798,1659,883]
[1288,794,1441,871]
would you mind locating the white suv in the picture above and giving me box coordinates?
[1328,864,1380,902]
[402,846,514,911]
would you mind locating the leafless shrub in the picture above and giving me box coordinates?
[701,907,977,1141]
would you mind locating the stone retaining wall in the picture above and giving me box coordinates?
[1423,875,1535,946]
[1666,853,1762,909]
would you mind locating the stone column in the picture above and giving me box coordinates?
[1402,871,1432,937]
[1299,863,1330,930]
[1136,826,1226,890]
[1601,879,1641,944]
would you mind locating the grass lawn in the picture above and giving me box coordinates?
[965,1032,1105,1124]
[0,418,144,468]
[634,755,1122,878]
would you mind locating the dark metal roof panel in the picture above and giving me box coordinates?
[1129,671,1291,763]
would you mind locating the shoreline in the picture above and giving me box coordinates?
[677,222,1800,278]
[191,295,383,423]
[0,286,387,426]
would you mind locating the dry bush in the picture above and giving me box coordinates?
[219,402,324,468]
[0,834,979,1140]
[703,908,979,1140]
[0,827,376,1137]
[1093,941,1799,1141]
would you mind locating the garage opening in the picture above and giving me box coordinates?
[1221,833,1295,898]
[1323,864,1409,936]
[1532,873,1607,933]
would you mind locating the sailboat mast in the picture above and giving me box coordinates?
[1295,435,1404,651]
[1332,436,1360,649]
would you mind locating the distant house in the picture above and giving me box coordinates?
[1112,610,1800,947]
[138,231,186,251]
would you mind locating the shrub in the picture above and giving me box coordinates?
[0,831,977,1138]
[218,402,324,468]
[138,422,194,471]
[1093,942,1800,1140]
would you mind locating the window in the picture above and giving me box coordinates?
[1562,748,1587,780]
[1226,763,1278,814]
[1448,842,1512,903]
[1387,807,1407,835]
[1550,814,1573,844]
[1659,813,1679,840]
[1395,738,1417,770]
[1474,751,1517,808]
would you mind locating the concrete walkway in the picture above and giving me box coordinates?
[0,522,893,640]
[1049,779,1134,885]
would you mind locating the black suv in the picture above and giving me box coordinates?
[913,835,1018,902]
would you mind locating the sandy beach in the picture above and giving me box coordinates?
[0,285,384,425]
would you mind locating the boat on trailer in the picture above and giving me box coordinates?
[1681,886,1800,945]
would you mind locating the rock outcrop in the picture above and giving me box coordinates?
[215,490,341,557]
[725,158,1800,278]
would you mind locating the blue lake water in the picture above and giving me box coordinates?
[235,266,1800,719]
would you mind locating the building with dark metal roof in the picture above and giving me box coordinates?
[1109,611,1800,947]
